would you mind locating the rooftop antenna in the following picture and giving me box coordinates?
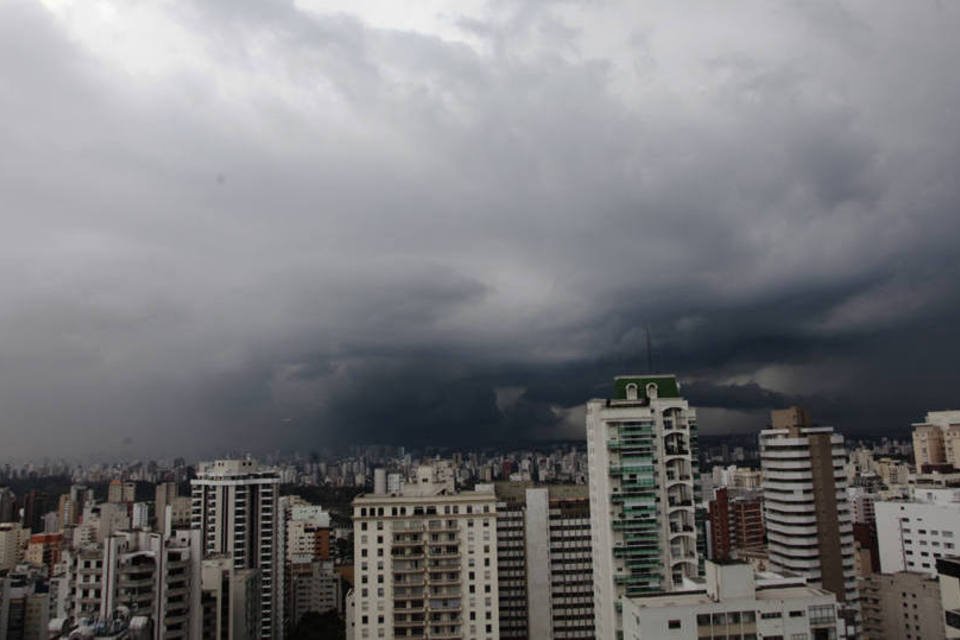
[645,326,654,373]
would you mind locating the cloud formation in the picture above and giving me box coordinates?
[2,0,959,458]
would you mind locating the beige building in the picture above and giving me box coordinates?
[349,464,500,640]
[861,571,944,640]
[0,523,28,571]
[913,411,960,469]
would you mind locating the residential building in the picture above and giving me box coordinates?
[0,523,28,572]
[707,487,764,561]
[913,411,960,470]
[200,557,260,640]
[281,497,339,628]
[861,570,944,640]
[494,483,594,639]
[586,375,700,637]
[191,459,282,640]
[875,487,960,576]
[24,532,63,573]
[621,560,844,640]
[937,556,960,639]
[352,465,500,640]
[108,480,136,504]
[760,407,859,637]
[0,566,50,640]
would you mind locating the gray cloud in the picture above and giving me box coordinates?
[1,0,959,458]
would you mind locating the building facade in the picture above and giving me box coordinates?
[874,488,960,576]
[861,570,944,640]
[351,465,500,640]
[621,560,844,640]
[760,407,859,637]
[586,375,700,638]
[494,484,594,639]
[191,460,282,640]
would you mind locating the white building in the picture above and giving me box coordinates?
[875,487,960,576]
[586,375,700,638]
[352,464,500,640]
[191,459,282,640]
[760,407,859,637]
[621,560,844,640]
[938,556,960,639]
[495,484,594,639]
[0,523,28,571]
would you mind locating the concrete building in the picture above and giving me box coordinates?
[0,523,28,572]
[621,560,844,640]
[200,557,260,640]
[494,483,594,639]
[937,557,960,639]
[352,465,500,640]
[586,375,700,638]
[760,407,859,637]
[913,411,960,470]
[281,497,339,628]
[24,532,63,573]
[191,459,282,640]
[0,566,50,640]
[108,481,137,504]
[61,528,203,639]
[707,488,764,561]
[861,570,944,640]
[875,487,960,576]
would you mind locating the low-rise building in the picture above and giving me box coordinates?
[621,560,844,640]
[861,570,944,640]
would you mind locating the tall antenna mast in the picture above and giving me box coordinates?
[645,326,653,373]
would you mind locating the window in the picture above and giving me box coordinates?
[668,620,681,629]
[789,610,804,618]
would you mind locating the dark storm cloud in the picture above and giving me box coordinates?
[2,0,960,458]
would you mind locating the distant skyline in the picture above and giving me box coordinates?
[2,1,960,458]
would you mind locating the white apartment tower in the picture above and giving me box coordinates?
[191,459,282,640]
[351,464,500,640]
[760,407,859,638]
[586,375,700,638]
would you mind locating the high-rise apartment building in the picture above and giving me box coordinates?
[760,407,859,637]
[494,483,594,639]
[349,465,500,640]
[191,459,282,640]
[281,496,339,629]
[586,375,700,637]
[912,411,960,470]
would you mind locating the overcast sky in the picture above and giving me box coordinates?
[2,0,959,460]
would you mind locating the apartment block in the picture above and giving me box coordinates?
[861,570,944,640]
[494,483,593,639]
[621,560,844,640]
[586,375,700,637]
[351,465,500,640]
[875,487,960,576]
[760,407,859,637]
[913,411,960,470]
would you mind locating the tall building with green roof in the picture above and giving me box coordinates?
[586,375,701,638]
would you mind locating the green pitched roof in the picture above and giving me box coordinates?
[612,375,680,400]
